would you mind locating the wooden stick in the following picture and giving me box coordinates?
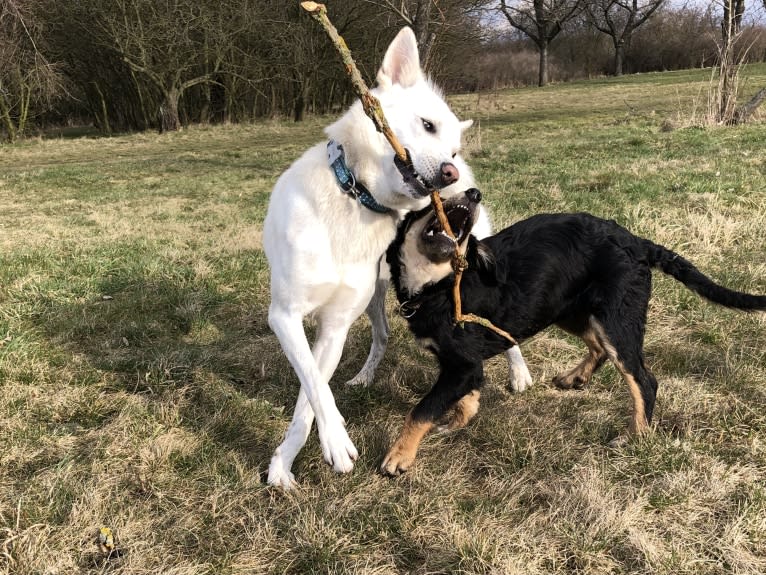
[301,2,406,160]
[300,1,517,348]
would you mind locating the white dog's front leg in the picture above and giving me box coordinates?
[506,346,533,393]
[268,307,357,482]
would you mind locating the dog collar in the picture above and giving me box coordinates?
[327,140,393,215]
[398,298,421,318]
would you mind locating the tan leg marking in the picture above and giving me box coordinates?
[623,371,648,436]
[588,319,648,444]
[381,414,434,476]
[439,390,481,431]
[553,326,606,390]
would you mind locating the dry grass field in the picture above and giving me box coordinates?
[1,65,765,574]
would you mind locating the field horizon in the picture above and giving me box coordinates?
[1,65,765,574]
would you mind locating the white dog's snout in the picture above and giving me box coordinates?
[414,156,460,188]
[415,156,439,181]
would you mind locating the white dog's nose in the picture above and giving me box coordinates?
[440,162,459,186]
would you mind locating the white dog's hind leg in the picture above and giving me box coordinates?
[506,346,533,393]
[346,276,390,387]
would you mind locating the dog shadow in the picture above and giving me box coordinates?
[27,261,295,472]
[28,258,406,481]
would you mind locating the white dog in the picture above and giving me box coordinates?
[263,28,530,489]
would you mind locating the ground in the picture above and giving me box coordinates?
[0,65,765,574]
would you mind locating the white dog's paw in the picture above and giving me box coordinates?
[345,368,373,387]
[267,457,298,490]
[509,361,533,393]
[318,422,358,473]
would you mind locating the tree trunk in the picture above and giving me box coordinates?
[159,87,180,132]
[420,32,436,71]
[614,41,625,76]
[94,82,112,136]
[538,40,549,87]
[719,53,738,123]
[200,84,211,124]
[717,0,743,123]
[413,1,434,68]
[293,91,305,122]
[0,91,16,143]
[293,77,310,123]
[721,0,744,48]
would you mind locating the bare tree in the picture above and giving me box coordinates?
[362,0,440,66]
[499,0,583,86]
[586,0,666,76]
[713,0,766,124]
[716,0,745,121]
[91,0,248,132]
[361,1,490,72]
[721,0,745,47]
[0,0,61,141]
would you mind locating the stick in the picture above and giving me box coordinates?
[300,2,517,347]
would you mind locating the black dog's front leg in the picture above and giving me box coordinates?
[381,359,483,476]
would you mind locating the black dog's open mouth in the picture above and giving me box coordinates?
[413,189,481,263]
[422,202,473,244]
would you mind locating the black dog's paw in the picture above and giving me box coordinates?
[552,372,588,390]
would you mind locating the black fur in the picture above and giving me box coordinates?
[387,206,766,446]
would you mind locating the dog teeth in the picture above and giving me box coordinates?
[426,229,435,237]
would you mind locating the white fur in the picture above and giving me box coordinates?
[264,28,482,488]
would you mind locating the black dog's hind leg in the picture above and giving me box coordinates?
[553,315,608,390]
[381,361,483,476]
[590,312,659,444]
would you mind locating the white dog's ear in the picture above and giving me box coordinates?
[377,27,422,90]
[460,119,474,132]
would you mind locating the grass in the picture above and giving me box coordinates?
[0,65,765,574]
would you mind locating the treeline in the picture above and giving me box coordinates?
[0,0,764,139]
[461,6,766,92]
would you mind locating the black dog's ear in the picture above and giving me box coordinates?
[473,238,498,281]
[476,241,496,271]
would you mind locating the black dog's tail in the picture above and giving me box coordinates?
[644,240,766,310]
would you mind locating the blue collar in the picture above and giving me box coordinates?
[327,140,393,215]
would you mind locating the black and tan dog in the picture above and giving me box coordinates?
[381,188,766,475]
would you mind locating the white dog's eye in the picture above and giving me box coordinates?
[421,119,436,134]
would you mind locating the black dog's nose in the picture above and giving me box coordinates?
[466,188,482,203]
[439,162,459,186]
